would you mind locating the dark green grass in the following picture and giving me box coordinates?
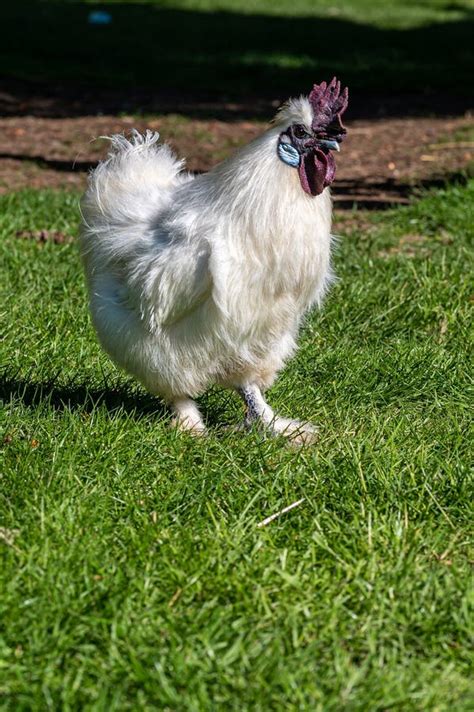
[2,0,474,101]
[0,182,473,709]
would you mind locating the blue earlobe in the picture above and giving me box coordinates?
[277,141,300,168]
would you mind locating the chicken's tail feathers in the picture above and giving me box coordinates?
[99,129,181,176]
[105,128,161,153]
[80,130,188,263]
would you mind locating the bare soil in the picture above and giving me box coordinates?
[0,92,472,208]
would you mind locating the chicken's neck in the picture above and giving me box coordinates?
[208,128,332,244]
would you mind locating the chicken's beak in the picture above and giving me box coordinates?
[319,139,340,152]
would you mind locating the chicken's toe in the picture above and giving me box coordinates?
[170,398,206,436]
[271,417,318,446]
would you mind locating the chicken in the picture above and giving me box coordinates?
[79,78,349,443]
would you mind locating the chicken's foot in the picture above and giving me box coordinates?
[237,384,317,446]
[170,398,206,436]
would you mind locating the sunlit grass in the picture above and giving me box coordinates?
[1,180,472,709]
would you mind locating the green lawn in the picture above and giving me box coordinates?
[0,179,472,709]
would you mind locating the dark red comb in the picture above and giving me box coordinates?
[309,77,349,136]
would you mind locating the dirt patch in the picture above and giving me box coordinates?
[15,229,73,245]
[0,112,472,206]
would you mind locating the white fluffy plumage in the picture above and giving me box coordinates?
[79,94,336,441]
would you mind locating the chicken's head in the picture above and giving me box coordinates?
[277,78,349,196]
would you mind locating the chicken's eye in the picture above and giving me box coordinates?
[293,124,310,139]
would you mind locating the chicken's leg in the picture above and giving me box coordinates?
[237,384,317,445]
[170,398,206,435]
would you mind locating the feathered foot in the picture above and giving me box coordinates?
[237,384,318,446]
[170,398,206,436]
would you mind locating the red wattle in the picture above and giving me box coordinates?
[298,149,336,197]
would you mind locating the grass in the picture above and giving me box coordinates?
[2,0,474,99]
[0,178,473,709]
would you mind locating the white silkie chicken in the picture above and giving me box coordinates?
[79,78,349,443]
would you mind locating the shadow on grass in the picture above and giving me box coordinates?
[0,372,168,420]
[1,2,473,119]
[0,373,247,433]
